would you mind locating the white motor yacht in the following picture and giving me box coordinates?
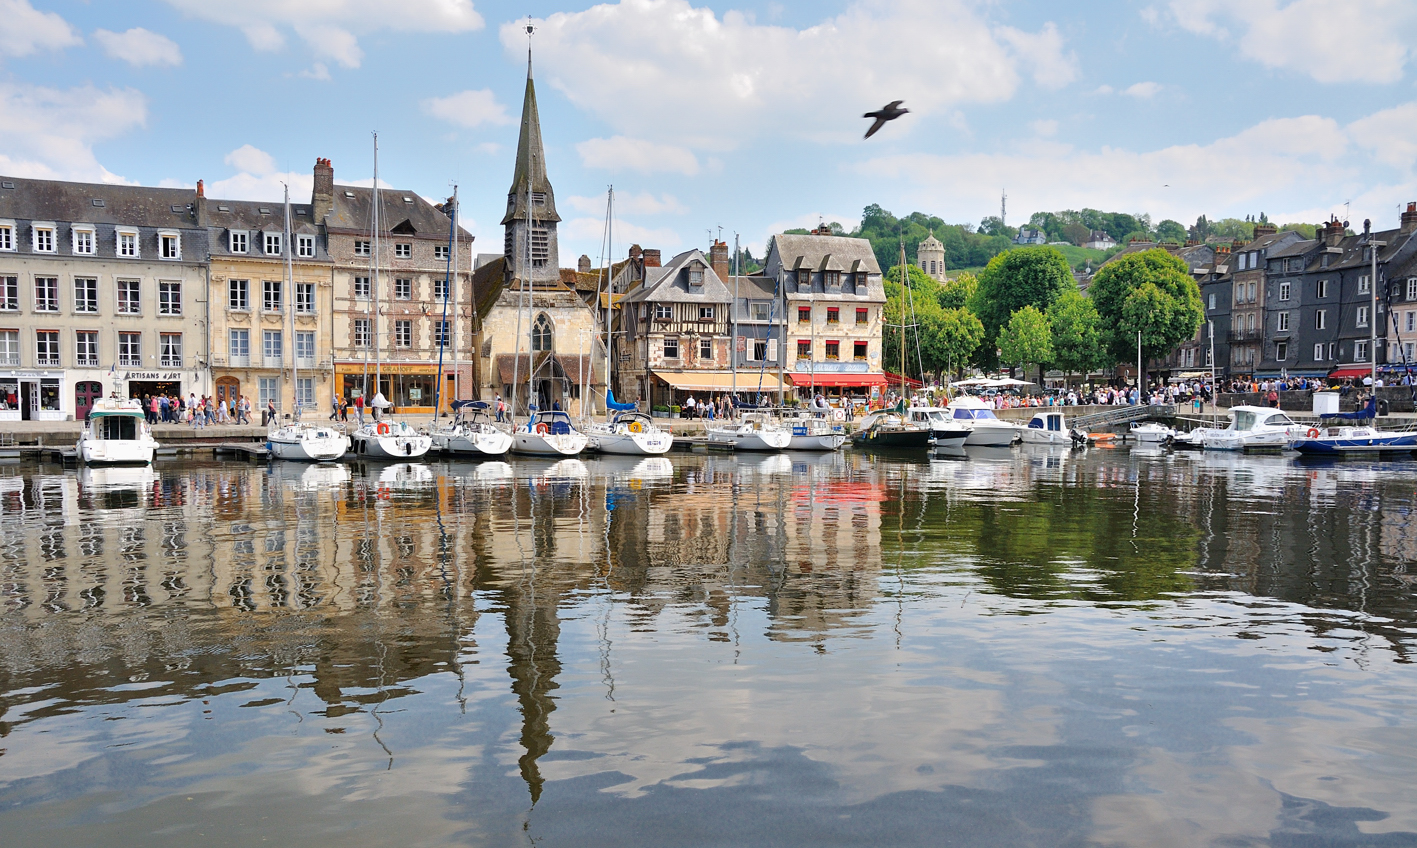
[946,396,1022,447]
[1020,410,1085,446]
[1201,405,1306,451]
[432,402,513,457]
[780,412,847,451]
[512,410,589,457]
[267,421,347,462]
[909,406,971,449]
[1129,422,1176,445]
[79,399,158,465]
[706,411,792,451]
[350,418,432,459]
[587,411,673,455]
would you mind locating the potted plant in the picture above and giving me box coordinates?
[670,404,682,418]
[652,404,670,418]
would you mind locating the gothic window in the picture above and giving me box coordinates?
[532,313,553,352]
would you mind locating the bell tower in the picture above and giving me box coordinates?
[502,45,562,287]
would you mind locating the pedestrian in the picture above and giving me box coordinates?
[495,395,505,423]
[354,393,365,424]
[265,398,276,426]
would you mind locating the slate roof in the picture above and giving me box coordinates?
[323,185,464,240]
[0,175,201,229]
[1267,239,1319,259]
[766,234,882,277]
[204,197,327,260]
[623,249,732,304]
[501,60,560,226]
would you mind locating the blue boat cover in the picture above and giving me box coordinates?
[605,391,637,412]
[451,400,489,411]
[1320,397,1377,420]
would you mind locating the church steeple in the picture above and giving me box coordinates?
[501,52,560,227]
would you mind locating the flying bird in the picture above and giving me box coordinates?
[863,101,908,139]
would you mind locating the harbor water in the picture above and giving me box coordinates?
[2,447,1417,846]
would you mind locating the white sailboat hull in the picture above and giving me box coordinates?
[434,429,513,457]
[786,432,846,451]
[1018,429,1072,446]
[79,436,157,465]
[589,428,673,455]
[350,429,432,459]
[963,422,1020,447]
[512,431,588,456]
[707,427,791,451]
[268,430,347,462]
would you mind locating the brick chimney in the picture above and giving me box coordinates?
[312,157,334,222]
[643,248,661,268]
[1254,222,1277,237]
[710,239,729,280]
[811,223,833,236]
[1323,217,1346,246]
[577,254,591,273]
[1402,202,1417,233]
[194,179,207,225]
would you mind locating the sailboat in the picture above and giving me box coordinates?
[854,241,930,449]
[267,185,347,461]
[584,188,673,455]
[349,133,432,460]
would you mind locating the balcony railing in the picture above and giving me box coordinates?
[1228,329,1262,342]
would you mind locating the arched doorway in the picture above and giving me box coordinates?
[215,376,241,408]
[75,381,102,420]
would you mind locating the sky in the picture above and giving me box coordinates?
[3,0,1417,263]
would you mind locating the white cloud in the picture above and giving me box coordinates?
[160,0,484,69]
[1158,0,1414,84]
[422,89,512,129]
[576,136,700,176]
[224,144,278,176]
[94,27,183,67]
[563,216,683,250]
[1094,84,1114,95]
[298,63,332,81]
[0,0,81,58]
[1122,81,1162,99]
[567,192,687,216]
[0,82,146,183]
[505,0,1077,149]
[208,144,312,201]
[1347,102,1417,171]
[1029,119,1058,137]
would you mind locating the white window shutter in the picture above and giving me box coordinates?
[767,339,778,362]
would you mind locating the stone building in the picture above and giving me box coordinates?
[916,230,945,281]
[0,176,210,420]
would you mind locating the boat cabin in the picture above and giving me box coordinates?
[1028,412,1066,433]
[529,410,578,435]
[1227,406,1296,432]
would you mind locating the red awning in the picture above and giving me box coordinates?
[1328,367,1375,379]
[884,371,924,389]
[788,372,890,388]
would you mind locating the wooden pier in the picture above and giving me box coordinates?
[214,443,270,460]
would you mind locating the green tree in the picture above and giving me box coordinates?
[1088,249,1204,383]
[1156,219,1186,243]
[929,307,985,378]
[969,246,1073,368]
[938,271,977,310]
[997,305,1054,382]
[1062,221,1091,246]
[1046,289,1105,379]
[979,215,1009,237]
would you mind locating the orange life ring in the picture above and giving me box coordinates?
[535,422,550,435]
[628,421,644,433]
[376,422,391,435]
[1306,427,1320,438]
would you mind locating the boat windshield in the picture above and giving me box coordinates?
[973,409,1000,421]
[952,409,974,420]
[1232,411,1256,431]
[1267,413,1295,426]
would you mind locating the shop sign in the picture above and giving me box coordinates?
[122,372,183,381]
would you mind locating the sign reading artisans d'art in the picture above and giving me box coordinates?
[122,372,183,381]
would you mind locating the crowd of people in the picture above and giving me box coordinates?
[135,392,252,427]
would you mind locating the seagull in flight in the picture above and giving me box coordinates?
[863,100,908,139]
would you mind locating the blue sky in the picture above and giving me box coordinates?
[3,0,1417,262]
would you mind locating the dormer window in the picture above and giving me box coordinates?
[230,230,248,254]
[797,268,811,289]
[159,230,181,260]
[297,234,315,258]
[32,223,56,253]
[117,228,139,258]
[688,265,704,287]
[824,270,841,288]
[72,225,95,255]
[264,233,282,256]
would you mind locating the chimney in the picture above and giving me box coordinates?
[194,179,207,225]
[1323,217,1345,246]
[811,223,833,236]
[1402,202,1417,233]
[312,157,334,222]
[577,254,592,273]
[710,239,729,280]
[1254,222,1277,237]
[643,249,661,268]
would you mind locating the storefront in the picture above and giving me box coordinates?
[121,371,185,404]
[788,371,889,401]
[0,370,66,421]
[336,362,464,414]
[650,370,791,409]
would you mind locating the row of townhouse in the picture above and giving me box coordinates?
[0,160,475,422]
[1158,206,1417,382]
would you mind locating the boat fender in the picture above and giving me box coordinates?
[628,421,643,433]
[377,422,391,436]
[1306,427,1320,439]
[535,422,550,435]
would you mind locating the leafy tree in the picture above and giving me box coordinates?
[1156,219,1186,243]
[1088,249,1204,383]
[939,271,977,310]
[932,307,985,378]
[883,263,941,300]
[1209,218,1255,242]
[1190,215,1211,242]
[1062,222,1091,246]
[1278,222,1318,239]
[979,215,1009,237]
[969,246,1074,367]
[1047,289,1105,378]
[997,305,1054,381]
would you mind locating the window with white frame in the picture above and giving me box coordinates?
[118,332,141,366]
[688,266,704,287]
[32,224,55,253]
[750,302,770,321]
[394,320,411,347]
[394,277,411,300]
[0,330,16,365]
[74,277,97,313]
[1278,282,1290,301]
[34,276,59,312]
[1275,341,1287,361]
[1409,278,1417,301]
[434,319,449,348]
[434,245,450,260]
[264,232,282,256]
[354,240,370,257]
[1406,343,1416,363]
[434,278,448,301]
[159,232,180,260]
[0,222,13,251]
[353,276,370,299]
[1314,343,1325,361]
[295,282,314,314]
[1277,312,1289,332]
[1408,311,1416,333]
[262,329,282,364]
[1359,274,1370,294]
[229,278,249,310]
[1316,310,1327,330]
[35,330,59,365]
[752,339,767,361]
[1208,293,1216,310]
[117,279,140,314]
[0,276,16,310]
[117,230,138,258]
[1357,340,1370,361]
[699,306,714,320]
[654,304,672,320]
[228,329,249,365]
[394,243,411,259]
[262,280,281,312]
[296,234,315,258]
[75,330,97,366]
[296,377,314,409]
[700,338,712,359]
[259,376,279,411]
[353,318,370,348]
[295,330,314,365]
[229,230,248,254]
[1357,305,1370,327]
[159,333,182,367]
[72,226,95,255]
[1317,279,1328,298]
[663,337,679,358]
[158,281,181,315]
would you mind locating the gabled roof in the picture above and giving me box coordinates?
[623,248,732,304]
[765,234,882,276]
[322,184,465,240]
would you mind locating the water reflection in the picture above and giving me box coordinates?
[1,449,1417,845]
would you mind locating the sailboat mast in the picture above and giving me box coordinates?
[451,184,459,401]
[284,184,296,418]
[899,242,906,401]
[434,185,456,415]
[372,132,382,397]
[604,186,613,420]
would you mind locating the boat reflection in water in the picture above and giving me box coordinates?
[5,450,1417,847]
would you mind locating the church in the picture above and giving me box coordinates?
[471,52,603,417]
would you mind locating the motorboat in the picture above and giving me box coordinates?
[267,421,347,462]
[850,409,931,448]
[1200,406,1307,452]
[780,412,847,451]
[511,410,589,457]
[1020,410,1086,446]
[707,411,792,451]
[905,406,969,449]
[1289,424,1417,456]
[1129,421,1176,445]
[946,396,1022,447]
[586,411,674,455]
[349,418,432,459]
[78,398,158,465]
[431,402,512,457]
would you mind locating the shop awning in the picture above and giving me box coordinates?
[884,371,924,389]
[788,372,889,388]
[652,370,789,392]
[1328,366,1376,379]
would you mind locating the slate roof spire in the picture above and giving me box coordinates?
[502,43,560,226]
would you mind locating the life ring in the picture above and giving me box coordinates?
[1306,427,1320,438]
[628,421,644,433]
[376,422,391,435]
[535,422,550,435]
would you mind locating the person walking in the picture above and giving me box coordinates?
[354,393,365,425]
